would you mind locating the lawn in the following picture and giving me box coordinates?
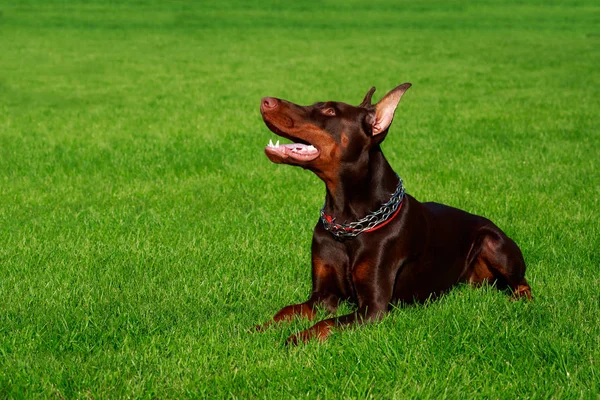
[1,0,599,398]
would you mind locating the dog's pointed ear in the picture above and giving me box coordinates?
[371,83,411,135]
[359,86,376,108]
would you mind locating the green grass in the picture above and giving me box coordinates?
[1,0,599,398]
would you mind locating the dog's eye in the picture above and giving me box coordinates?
[323,108,336,116]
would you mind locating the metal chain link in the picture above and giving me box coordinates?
[320,175,405,241]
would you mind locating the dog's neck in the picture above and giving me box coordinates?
[322,145,399,222]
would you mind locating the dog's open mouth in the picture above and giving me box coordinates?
[263,119,320,163]
[264,139,320,162]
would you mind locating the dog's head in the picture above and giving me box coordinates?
[260,83,411,184]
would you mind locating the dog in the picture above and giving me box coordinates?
[257,83,531,345]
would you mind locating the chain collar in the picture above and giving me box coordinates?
[320,174,405,241]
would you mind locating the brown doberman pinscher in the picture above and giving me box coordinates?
[257,83,532,345]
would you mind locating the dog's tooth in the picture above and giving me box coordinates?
[307,145,315,151]
[268,139,274,147]
[275,140,280,148]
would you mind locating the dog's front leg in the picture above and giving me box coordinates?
[287,262,396,344]
[285,304,387,345]
[286,263,394,344]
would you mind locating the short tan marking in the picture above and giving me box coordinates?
[341,132,349,148]
[313,257,329,280]
[353,262,372,283]
[468,259,494,285]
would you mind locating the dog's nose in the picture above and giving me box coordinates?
[261,97,279,111]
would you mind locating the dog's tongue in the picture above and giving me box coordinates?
[265,140,319,161]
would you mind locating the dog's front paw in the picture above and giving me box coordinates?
[285,321,333,345]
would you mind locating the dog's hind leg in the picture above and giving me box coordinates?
[468,226,532,300]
